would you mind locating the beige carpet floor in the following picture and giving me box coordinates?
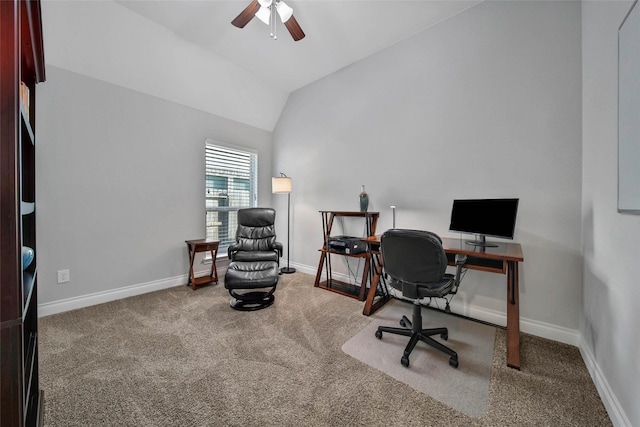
[39,272,612,426]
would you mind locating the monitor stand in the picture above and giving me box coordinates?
[465,235,499,248]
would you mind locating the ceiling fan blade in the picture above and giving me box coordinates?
[284,15,305,41]
[231,0,260,28]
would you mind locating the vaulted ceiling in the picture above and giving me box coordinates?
[42,1,482,130]
[116,0,482,93]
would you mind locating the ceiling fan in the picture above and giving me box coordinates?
[231,0,305,41]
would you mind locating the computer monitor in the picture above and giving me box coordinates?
[449,198,519,247]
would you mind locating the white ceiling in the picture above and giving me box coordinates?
[116,0,482,93]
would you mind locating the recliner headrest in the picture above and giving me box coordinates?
[237,208,276,228]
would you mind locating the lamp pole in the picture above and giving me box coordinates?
[281,190,295,274]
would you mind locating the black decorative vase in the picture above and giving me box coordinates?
[359,185,369,212]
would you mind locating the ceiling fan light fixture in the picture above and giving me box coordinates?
[255,6,271,25]
[232,0,305,41]
[275,1,293,23]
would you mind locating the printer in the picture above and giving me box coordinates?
[327,235,367,255]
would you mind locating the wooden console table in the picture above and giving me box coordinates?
[185,239,219,290]
[314,211,379,300]
[362,235,524,370]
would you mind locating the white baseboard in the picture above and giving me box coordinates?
[579,338,631,427]
[38,267,227,317]
[290,262,319,277]
[446,300,580,346]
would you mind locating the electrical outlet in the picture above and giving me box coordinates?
[57,269,70,284]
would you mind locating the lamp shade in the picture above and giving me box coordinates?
[255,5,271,25]
[275,0,293,23]
[272,176,292,194]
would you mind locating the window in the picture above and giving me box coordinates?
[205,140,258,252]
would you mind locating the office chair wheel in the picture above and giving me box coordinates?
[399,315,411,328]
[401,356,410,367]
[441,332,448,341]
[375,330,383,339]
[449,357,459,368]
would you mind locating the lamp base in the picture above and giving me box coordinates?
[280,267,296,274]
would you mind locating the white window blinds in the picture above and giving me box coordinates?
[205,141,258,251]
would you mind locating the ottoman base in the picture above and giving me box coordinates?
[224,261,279,311]
[229,291,275,311]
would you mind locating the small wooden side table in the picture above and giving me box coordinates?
[185,239,220,290]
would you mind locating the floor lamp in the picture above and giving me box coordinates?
[272,173,296,274]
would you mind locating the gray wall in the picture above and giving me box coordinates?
[36,66,273,305]
[582,2,640,425]
[274,1,583,337]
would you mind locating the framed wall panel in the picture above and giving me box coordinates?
[618,0,640,213]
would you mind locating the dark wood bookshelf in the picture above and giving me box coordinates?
[1,1,46,425]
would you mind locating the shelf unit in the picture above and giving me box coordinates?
[313,211,379,300]
[1,1,46,426]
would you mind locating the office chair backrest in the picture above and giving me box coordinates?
[381,229,448,285]
[235,208,277,252]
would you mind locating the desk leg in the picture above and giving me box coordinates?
[358,256,370,301]
[506,261,520,370]
[363,268,380,315]
[363,252,390,316]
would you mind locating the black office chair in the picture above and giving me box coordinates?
[224,208,283,311]
[374,229,465,368]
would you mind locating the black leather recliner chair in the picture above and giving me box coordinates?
[224,208,283,311]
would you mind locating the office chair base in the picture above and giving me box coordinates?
[375,304,459,369]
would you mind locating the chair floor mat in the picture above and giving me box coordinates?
[342,299,496,418]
